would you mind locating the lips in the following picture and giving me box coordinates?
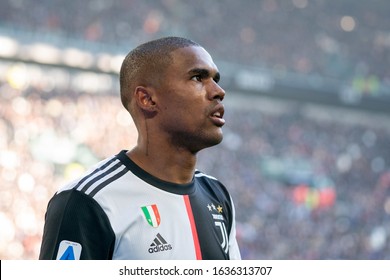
[210,104,225,126]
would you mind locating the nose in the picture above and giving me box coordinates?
[209,81,225,101]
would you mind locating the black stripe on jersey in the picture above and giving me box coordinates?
[89,167,128,197]
[80,161,123,193]
[73,158,117,191]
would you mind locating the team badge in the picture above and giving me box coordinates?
[207,202,228,253]
[141,204,161,227]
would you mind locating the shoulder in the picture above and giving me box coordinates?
[194,169,231,200]
[57,153,128,197]
[46,153,131,219]
[47,188,102,216]
[194,169,219,181]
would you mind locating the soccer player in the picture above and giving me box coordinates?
[39,37,241,260]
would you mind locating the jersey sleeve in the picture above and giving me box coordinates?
[228,197,241,260]
[39,189,115,260]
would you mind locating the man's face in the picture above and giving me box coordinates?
[156,46,226,154]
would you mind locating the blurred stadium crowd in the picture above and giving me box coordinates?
[1,83,390,259]
[1,0,390,259]
[206,97,390,259]
[1,0,390,92]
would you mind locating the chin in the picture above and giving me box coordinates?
[205,132,224,148]
[179,129,223,152]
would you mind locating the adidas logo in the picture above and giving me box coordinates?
[148,233,173,254]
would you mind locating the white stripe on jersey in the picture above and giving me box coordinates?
[75,159,122,191]
[84,164,127,196]
[57,157,122,194]
[194,171,218,181]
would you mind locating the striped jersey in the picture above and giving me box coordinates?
[39,150,241,260]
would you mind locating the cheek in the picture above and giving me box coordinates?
[164,96,202,116]
[158,89,207,124]
[163,104,205,131]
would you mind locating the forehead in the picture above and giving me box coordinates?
[169,46,218,73]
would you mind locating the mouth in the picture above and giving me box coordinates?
[210,104,225,127]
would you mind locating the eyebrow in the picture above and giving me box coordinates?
[188,68,220,83]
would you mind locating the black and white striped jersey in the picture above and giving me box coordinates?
[39,150,241,260]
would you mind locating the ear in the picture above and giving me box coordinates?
[134,86,158,117]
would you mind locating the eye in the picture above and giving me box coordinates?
[213,73,220,83]
[191,75,202,82]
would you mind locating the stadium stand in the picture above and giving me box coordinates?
[0,0,389,259]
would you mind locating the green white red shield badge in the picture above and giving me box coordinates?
[141,204,161,227]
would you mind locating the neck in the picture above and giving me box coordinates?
[126,143,197,185]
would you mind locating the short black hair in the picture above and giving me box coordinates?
[119,36,200,110]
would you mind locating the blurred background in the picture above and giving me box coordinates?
[1,0,390,259]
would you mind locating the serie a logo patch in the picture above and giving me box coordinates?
[56,240,82,260]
